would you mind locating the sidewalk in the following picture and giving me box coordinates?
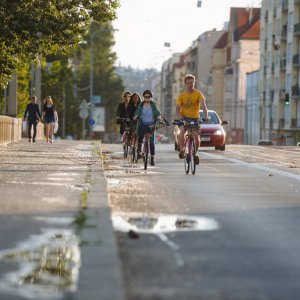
[0,139,124,300]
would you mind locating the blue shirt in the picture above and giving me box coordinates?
[141,105,154,125]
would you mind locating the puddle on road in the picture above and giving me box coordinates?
[112,213,219,234]
[112,213,220,268]
[0,228,81,299]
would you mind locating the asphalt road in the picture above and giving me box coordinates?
[102,144,300,300]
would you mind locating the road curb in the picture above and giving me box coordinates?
[70,142,125,300]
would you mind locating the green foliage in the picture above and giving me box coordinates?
[38,22,123,140]
[17,66,31,118]
[0,0,120,89]
[76,22,124,139]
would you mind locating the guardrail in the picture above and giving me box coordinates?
[0,116,44,145]
[0,116,22,145]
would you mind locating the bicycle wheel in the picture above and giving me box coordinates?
[144,141,149,170]
[131,135,137,162]
[123,143,128,158]
[131,146,136,162]
[191,137,196,175]
[184,139,190,174]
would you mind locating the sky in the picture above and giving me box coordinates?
[112,0,261,70]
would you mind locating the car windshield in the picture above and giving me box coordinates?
[199,112,220,124]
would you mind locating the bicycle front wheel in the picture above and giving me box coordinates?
[184,139,190,174]
[131,147,136,162]
[123,143,128,158]
[144,141,149,170]
[191,137,196,175]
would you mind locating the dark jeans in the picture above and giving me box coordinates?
[28,120,38,139]
[138,122,155,156]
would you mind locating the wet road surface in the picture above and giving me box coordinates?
[103,144,300,300]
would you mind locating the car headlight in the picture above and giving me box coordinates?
[213,130,223,135]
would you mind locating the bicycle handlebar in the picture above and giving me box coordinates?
[116,117,131,122]
[172,118,208,126]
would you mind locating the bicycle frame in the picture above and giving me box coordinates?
[183,121,199,175]
[130,131,138,163]
[142,132,152,170]
[137,124,155,170]
[118,118,132,158]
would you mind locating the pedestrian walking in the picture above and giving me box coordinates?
[23,96,42,142]
[42,96,58,143]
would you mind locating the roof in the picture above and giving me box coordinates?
[230,7,260,41]
[213,32,228,49]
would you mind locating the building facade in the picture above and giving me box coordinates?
[260,0,300,145]
[245,70,261,144]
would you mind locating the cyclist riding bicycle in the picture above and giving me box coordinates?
[133,89,161,166]
[176,74,209,164]
[128,92,142,133]
[116,91,132,140]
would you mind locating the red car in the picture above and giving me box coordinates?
[174,110,229,151]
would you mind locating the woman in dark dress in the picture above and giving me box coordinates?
[42,96,58,143]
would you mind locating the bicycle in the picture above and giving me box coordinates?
[141,126,155,170]
[130,121,138,163]
[116,117,132,158]
[173,119,200,175]
[136,117,168,169]
[135,122,156,170]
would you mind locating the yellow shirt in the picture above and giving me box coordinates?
[176,89,205,118]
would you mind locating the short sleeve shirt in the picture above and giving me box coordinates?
[176,89,205,118]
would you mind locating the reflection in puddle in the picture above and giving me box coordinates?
[0,228,81,299]
[112,213,219,268]
[112,213,219,234]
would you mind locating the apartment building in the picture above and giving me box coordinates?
[260,0,300,145]
[222,7,260,144]
[160,53,185,138]
[211,32,228,120]
[245,70,260,144]
[185,30,225,104]
[159,30,224,141]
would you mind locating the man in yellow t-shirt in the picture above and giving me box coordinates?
[176,74,208,164]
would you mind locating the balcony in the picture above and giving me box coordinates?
[280,89,286,100]
[291,119,299,128]
[279,118,285,128]
[282,24,287,40]
[280,58,287,69]
[263,65,267,76]
[294,23,300,35]
[292,85,300,97]
[293,54,300,66]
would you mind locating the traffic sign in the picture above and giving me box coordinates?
[89,118,95,125]
[79,99,89,110]
[92,95,101,104]
[79,109,89,119]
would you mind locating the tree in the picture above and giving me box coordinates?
[76,22,124,140]
[0,0,120,89]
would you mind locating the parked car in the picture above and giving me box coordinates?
[174,110,229,151]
